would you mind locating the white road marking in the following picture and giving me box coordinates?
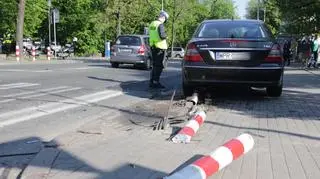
[0,87,81,103]
[63,67,100,70]
[0,69,52,72]
[0,83,40,90]
[0,90,123,127]
[1,86,68,98]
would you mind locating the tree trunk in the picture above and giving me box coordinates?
[171,0,176,58]
[16,0,26,60]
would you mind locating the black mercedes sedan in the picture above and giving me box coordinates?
[182,19,284,97]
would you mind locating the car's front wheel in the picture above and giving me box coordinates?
[267,85,283,97]
[111,62,119,68]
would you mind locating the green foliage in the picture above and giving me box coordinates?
[209,0,237,19]
[0,0,238,55]
[276,0,320,35]
[24,0,47,37]
[0,0,17,36]
[245,0,282,35]
[0,0,47,38]
[246,0,320,36]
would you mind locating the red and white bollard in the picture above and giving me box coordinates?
[32,46,36,61]
[15,45,20,61]
[172,110,206,143]
[47,47,51,61]
[165,133,254,179]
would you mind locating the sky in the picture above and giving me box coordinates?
[234,0,250,19]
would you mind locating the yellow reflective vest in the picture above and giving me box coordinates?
[149,20,168,50]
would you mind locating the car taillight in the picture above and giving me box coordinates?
[138,45,145,55]
[265,44,283,63]
[184,43,203,62]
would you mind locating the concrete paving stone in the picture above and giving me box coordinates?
[294,144,320,179]
[256,148,273,179]
[238,149,257,179]
[277,119,307,179]
[268,118,291,179]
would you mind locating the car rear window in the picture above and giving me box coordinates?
[116,36,141,46]
[196,21,270,39]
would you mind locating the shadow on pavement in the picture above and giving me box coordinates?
[202,71,320,121]
[167,154,204,176]
[0,138,167,179]
[204,121,320,141]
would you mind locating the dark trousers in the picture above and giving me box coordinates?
[308,51,318,67]
[150,47,166,83]
[284,54,290,66]
[313,51,318,64]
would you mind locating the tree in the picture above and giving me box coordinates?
[0,0,240,56]
[246,0,281,35]
[24,0,47,37]
[16,0,26,59]
[209,0,238,19]
[275,0,320,35]
[0,0,47,38]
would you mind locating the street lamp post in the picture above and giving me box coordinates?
[48,0,51,45]
[257,0,260,20]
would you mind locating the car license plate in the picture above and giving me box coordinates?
[216,52,233,60]
[120,49,132,53]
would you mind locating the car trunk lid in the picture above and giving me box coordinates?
[194,38,274,67]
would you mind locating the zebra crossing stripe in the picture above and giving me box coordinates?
[0,90,123,127]
[0,83,40,90]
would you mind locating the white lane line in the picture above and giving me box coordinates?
[0,69,53,72]
[20,87,82,99]
[0,83,40,90]
[0,87,81,103]
[63,67,100,70]
[0,90,123,127]
[1,86,68,98]
[0,83,26,87]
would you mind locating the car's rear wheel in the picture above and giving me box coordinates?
[266,85,283,97]
[182,83,194,97]
[111,62,119,68]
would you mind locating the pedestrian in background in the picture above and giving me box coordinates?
[308,35,319,68]
[283,40,291,66]
[148,11,169,89]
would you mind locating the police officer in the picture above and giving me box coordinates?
[149,11,169,89]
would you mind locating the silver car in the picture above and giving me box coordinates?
[110,35,151,70]
[167,47,185,58]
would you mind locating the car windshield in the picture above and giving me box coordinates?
[196,21,269,39]
[116,36,141,46]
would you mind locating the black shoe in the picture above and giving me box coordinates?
[155,83,166,89]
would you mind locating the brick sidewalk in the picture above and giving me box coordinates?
[20,68,320,179]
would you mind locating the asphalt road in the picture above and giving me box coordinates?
[0,61,182,143]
